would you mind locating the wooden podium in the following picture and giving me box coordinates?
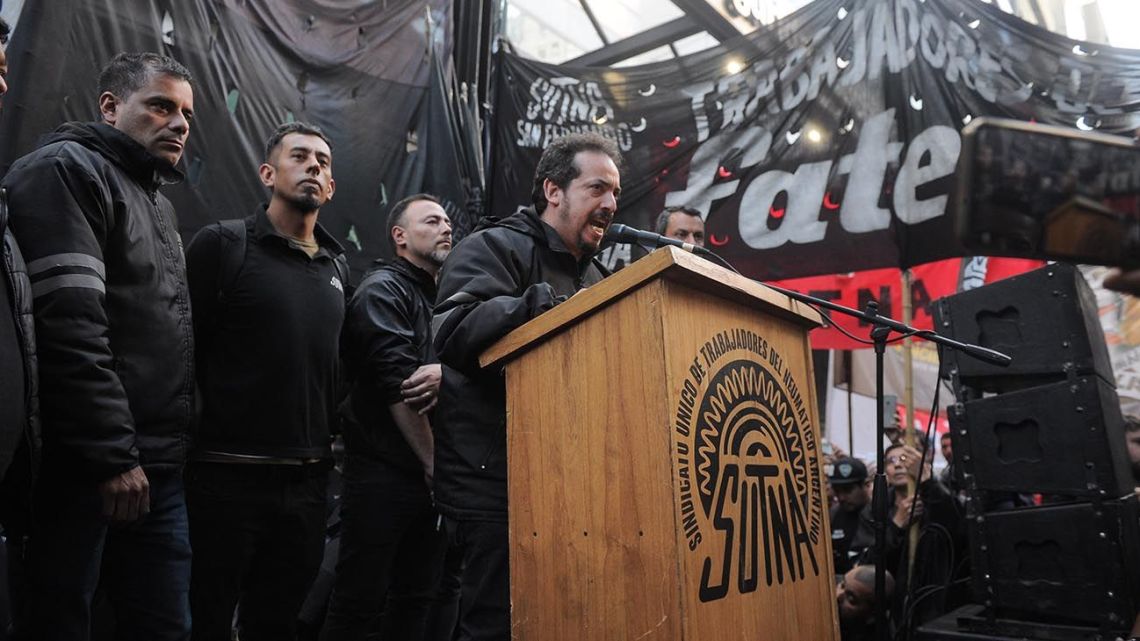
[480,247,839,640]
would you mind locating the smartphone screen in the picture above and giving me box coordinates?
[956,118,1140,267]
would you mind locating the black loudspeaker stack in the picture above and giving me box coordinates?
[917,264,1140,641]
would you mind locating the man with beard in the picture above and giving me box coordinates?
[321,194,452,640]
[2,52,195,639]
[432,132,622,640]
[185,122,346,641]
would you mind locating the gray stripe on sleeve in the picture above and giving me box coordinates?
[32,274,106,299]
[27,253,106,279]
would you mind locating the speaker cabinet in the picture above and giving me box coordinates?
[916,604,1129,641]
[949,376,1135,498]
[934,264,1113,392]
[969,496,1140,630]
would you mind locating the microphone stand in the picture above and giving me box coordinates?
[688,248,1010,641]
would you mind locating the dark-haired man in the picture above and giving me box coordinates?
[598,204,704,271]
[655,205,705,248]
[828,457,870,576]
[2,52,195,640]
[837,565,894,641]
[321,194,452,640]
[433,132,622,640]
[185,122,345,641]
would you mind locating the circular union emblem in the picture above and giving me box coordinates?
[673,330,823,603]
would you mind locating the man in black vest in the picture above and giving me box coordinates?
[185,122,345,641]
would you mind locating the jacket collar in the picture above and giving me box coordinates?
[45,122,184,190]
[490,206,602,270]
[389,256,438,296]
[250,205,345,258]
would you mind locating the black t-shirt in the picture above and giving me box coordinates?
[186,209,346,459]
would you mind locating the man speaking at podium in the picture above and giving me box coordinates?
[431,132,623,640]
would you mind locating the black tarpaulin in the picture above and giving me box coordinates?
[0,0,453,276]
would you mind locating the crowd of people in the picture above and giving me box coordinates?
[0,45,631,641]
[823,428,967,641]
[824,416,1140,641]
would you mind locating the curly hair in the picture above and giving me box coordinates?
[530,132,623,214]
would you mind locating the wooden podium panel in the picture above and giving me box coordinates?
[482,248,839,640]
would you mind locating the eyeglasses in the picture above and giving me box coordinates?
[886,454,907,465]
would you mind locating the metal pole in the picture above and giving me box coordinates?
[871,308,891,641]
[846,350,854,455]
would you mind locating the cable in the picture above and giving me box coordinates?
[895,524,958,641]
[700,249,918,347]
[896,354,951,641]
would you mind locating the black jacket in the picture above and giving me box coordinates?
[432,206,608,519]
[2,122,195,481]
[829,503,864,576]
[0,188,41,487]
[186,208,346,460]
[342,257,437,474]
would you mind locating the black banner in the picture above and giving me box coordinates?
[0,0,454,276]
[489,0,1140,280]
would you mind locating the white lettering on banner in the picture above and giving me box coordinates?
[738,161,832,249]
[658,0,1137,249]
[726,108,960,250]
[838,9,868,88]
[664,126,773,217]
[838,110,902,234]
[867,2,904,80]
[686,81,716,143]
[517,76,633,151]
[894,124,960,224]
[779,47,811,111]
[960,257,988,291]
[525,77,612,125]
[682,0,1129,138]
[806,28,839,102]
[598,242,633,271]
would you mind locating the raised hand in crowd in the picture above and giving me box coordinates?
[891,493,924,529]
[894,444,934,483]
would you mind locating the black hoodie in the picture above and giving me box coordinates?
[2,122,195,482]
[432,206,608,519]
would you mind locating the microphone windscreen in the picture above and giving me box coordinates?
[602,223,629,244]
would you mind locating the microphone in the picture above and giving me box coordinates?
[604,223,711,256]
